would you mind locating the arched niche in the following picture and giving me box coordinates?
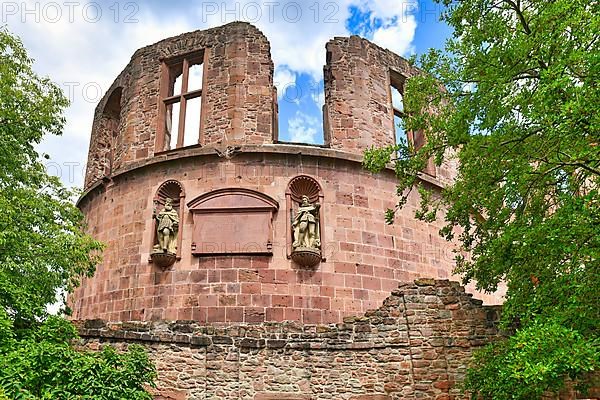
[150,180,186,261]
[101,87,122,175]
[187,188,279,256]
[285,175,325,261]
[86,87,123,187]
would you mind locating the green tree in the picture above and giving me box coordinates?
[0,27,156,399]
[364,0,599,398]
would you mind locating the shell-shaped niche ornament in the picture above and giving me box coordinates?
[286,176,324,268]
[150,180,185,269]
[288,175,321,202]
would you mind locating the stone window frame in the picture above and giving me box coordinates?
[388,68,436,177]
[156,50,209,152]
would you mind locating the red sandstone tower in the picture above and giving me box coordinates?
[72,22,498,325]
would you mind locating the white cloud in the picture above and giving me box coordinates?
[361,0,417,21]
[273,66,297,99]
[371,16,417,56]
[311,88,325,110]
[288,111,321,143]
[3,3,195,187]
[193,0,352,80]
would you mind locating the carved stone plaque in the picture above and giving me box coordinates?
[187,188,279,255]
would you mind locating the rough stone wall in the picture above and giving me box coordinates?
[85,114,117,186]
[323,36,456,184]
[75,279,502,400]
[84,87,123,188]
[84,23,460,191]
[76,22,501,327]
[84,22,276,190]
[324,36,421,154]
[72,148,502,324]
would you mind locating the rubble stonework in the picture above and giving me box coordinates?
[75,280,502,400]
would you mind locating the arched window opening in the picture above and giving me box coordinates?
[103,87,122,175]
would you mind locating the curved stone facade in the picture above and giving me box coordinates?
[84,22,276,188]
[72,22,501,324]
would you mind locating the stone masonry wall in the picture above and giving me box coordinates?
[85,23,458,190]
[75,279,502,400]
[324,36,421,154]
[84,22,275,189]
[85,114,117,185]
[323,36,457,185]
[72,148,502,324]
[75,22,499,328]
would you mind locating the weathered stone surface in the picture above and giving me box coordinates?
[76,280,504,400]
[71,148,502,323]
[72,22,503,325]
[85,22,276,188]
[77,279,598,399]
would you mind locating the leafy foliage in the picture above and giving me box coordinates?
[0,27,103,326]
[364,0,599,397]
[0,27,156,398]
[0,316,156,400]
[465,319,598,400]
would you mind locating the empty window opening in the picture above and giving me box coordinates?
[390,69,436,176]
[160,51,205,151]
[103,87,122,174]
[275,70,325,146]
[390,72,410,158]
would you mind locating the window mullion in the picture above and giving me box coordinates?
[177,58,190,148]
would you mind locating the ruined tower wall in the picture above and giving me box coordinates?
[70,23,499,323]
[85,22,276,188]
[74,22,502,326]
[74,147,497,324]
[85,25,458,192]
[324,36,420,153]
[323,36,457,185]
[68,21,519,400]
[70,22,600,400]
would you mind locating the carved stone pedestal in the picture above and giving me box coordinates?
[150,252,177,269]
[291,247,321,268]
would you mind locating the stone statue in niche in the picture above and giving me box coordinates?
[153,198,179,254]
[291,195,321,267]
[292,195,321,250]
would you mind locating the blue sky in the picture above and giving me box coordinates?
[2,0,452,186]
[277,0,452,144]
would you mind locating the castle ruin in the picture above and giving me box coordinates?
[71,22,507,400]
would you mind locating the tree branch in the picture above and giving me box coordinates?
[503,0,531,34]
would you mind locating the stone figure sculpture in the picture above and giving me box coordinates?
[292,195,321,250]
[153,198,179,254]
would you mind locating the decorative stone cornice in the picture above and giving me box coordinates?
[77,144,446,207]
